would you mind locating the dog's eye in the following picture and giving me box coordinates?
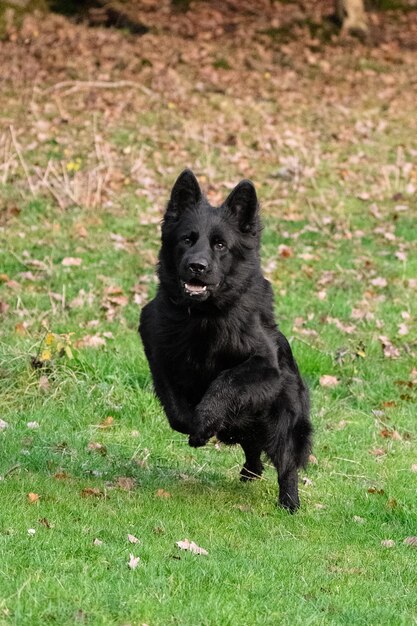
[214,241,226,251]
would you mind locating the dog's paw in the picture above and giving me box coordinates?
[240,464,264,482]
[188,433,210,448]
[278,493,300,513]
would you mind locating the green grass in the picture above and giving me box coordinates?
[1,184,416,624]
[1,14,417,624]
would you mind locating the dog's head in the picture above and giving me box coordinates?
[158,169,261,307]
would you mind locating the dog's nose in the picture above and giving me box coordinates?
[188,260,208,274]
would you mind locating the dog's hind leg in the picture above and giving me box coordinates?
[265,416,300,513]
[239,439,264,482]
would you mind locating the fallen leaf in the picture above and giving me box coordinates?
[155,488,171,498]
[319,375,340,387]
[308,454,318,464]
[176,539,208,556]
[81,487,104,498]
[27,528,36,536]
[369,448,386,456]
[411,464,417,473]
[27,421,39,429]
[97,416,114,429]
[15,322,28,336]
[370,277,387,288]
[367,487,385,495]
[27,492,40,503]
[403,537,417,547]
[128,553,140,569]
[38,517,52,529]
[381,539,395,548]
[54,471,70,480]
[38,376,50,391]
[0,419,9,431]
[0,301,10,315]
[116,477,136,491]
[353,516,366,524]
[278,244,293,258]
[128,534,140,544]
[87,442,107,456]
[380,428,402,441]
[62,257,82,267]
[93,538,103,546]
[379,336,401,359]
[398,323,409,336]
[75,334,106,349]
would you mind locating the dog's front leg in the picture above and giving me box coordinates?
[188,355,278,447]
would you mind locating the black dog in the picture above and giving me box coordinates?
[139,170,312,511]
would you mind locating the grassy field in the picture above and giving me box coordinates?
[1,3,417,625]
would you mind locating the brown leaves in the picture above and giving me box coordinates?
[81,487,105,498]
[27,492,40,503]
[403,537,417,547]
[176,539,208,556]
[87,442,107,456]
[379,336,401,359]
[319,375,340,388]
[74,334,106,349]
[62,257,82,267]
[380,428,402,441]
[97,416,114,429]
[101,285,129,321]
[128,554,140,569]
[155,488,171,498]
[116,477,136,491]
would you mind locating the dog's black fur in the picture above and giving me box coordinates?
[139,170,312,511]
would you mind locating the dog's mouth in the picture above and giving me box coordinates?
[182,279,208,297]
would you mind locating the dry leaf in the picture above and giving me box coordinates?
[403,537,417,547]
[176,539,208,556]
[81,487,104,498]
[411,464,417,473]
[379,336,401,359]
[54,471,70,480]
[38,517,52,529]
[98,416,114,429]
[27,528,36,536]
[380,428,402,441]
[87,442,107,455]
[319,375,340,388]
[39,375,50,391]
[381,539,395,548]
[93,538,103,546]
[128,534,140,544]
[278,244,293,258]
[62,257,82,267]
[155,488,171,498]
[353,516,366,524]
[370,277,387,288]
[27,492,40,503]
[75,334,106,349]
[128,553,140,569]
[369,448,386,456]
[0,419,9,431]
[27,421,39,429]
[116,477,136,491]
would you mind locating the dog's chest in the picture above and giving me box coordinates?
[165,317,250,392]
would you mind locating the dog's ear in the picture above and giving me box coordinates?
[224,180,258,234]
[166,169,202,218]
